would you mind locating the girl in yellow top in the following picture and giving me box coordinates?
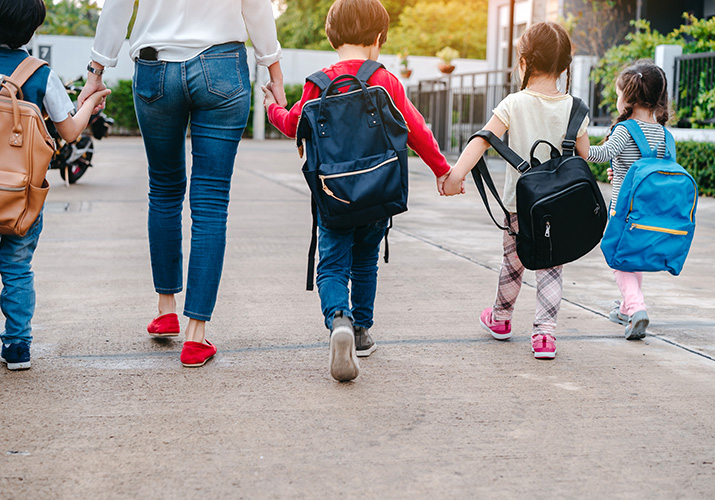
[444,22,590,359]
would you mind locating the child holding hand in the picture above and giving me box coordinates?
[0,0,110,370]
[444,22,590,359]
[587,60,672,340]
[263,0,456,381]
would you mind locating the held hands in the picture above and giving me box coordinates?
[81,88,112,112]
[261,85,277,111]
[442,169,466,196]
[77,74,108,115]
[607,167,614,182]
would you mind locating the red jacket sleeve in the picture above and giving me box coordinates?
[267,83,321,139]
[370,70,451,177]
[268,67,450,178]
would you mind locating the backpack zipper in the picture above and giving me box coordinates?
[628,171,697,223]
[629,223,688,235]
[0,186,25,192]
[544,220,553,261]
[319,156,398,204]
[297,84,408,138]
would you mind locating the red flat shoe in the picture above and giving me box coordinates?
[147,313,180,337]
[181,340,217,367]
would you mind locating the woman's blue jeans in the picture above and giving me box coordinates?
[0,213,42,345]
[316,217,388,331]
[133,42,250,321]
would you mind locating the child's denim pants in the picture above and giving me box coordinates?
[316,216,389,331]
[0,213,43,345]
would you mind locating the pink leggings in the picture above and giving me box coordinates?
[492,214,563,336]
[613,270,646,315]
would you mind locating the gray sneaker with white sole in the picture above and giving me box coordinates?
[329,311,359,381]
[624,310,649,340]
[354,326,377,357]
[609,304,629,326]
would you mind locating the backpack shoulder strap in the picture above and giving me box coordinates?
[615,119,653,158]
[8,57,48,89]
[306,197,319,291]
[562,96,589,155]
[355,60,384,83]
[471,130,529,173]
[663,127,676,162]
[305,71,333,93]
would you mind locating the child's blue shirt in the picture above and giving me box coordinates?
[0,47,75,123]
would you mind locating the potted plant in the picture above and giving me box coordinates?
[398,49,412,78]
[436,46,459,74]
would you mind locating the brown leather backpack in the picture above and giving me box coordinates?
[0,57,55,237]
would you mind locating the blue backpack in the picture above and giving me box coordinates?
[296,60,409,289]
[600,120,698,275]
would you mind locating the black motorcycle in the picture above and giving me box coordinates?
[46,81,114,185]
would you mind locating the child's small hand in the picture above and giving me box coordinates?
[607,167,614,182]
[81,89,111,111]
[443,172,466,196]
[436,172,449,195]
[261,85,277,110]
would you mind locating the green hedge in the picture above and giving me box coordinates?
[588,136,715,197]
[104,80,139,134]
[103,80,305,138]
[245,83,304,139]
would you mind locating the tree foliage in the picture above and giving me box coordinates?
[591,15,715,123]
[38,0,101,37]
[562,0,633,57]
[386,0,487,58]
[274,0,487,59]
[274,0,334,51]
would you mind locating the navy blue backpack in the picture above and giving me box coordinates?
[600,119,698,275]
[296,60,409,289]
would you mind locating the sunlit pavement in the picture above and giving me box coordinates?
[0,137,713,499]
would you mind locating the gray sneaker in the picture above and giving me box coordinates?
[329,311,359,381]
[354,326,377,357]
[609,303,629,326]
[624,310,649,340]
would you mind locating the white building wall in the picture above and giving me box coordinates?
[31,34,487,87]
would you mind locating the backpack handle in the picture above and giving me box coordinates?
[529,139,561,169]
[1,80,25,146]
[0,75,23,100]
[317,74,380,138]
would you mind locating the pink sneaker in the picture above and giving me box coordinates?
[480,308,512,340]
[531,334,556,359]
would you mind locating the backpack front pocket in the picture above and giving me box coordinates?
[526,181,605,268]
[614,217,695,274]
[317,150,402,215]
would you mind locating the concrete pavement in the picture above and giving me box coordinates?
[0,137,713,499]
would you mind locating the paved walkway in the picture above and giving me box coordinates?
[1,137,713,499]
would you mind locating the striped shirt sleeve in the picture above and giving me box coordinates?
[588,121,666,210]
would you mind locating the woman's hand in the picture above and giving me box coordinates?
[266,61,287,107]
[78,63,107,114]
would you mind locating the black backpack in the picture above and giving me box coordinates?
[296,60,409,289]
[470,97,607,270]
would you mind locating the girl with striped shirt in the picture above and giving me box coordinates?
[587,60,671,340]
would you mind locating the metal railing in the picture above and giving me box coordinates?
[406,70,517,156]
[675,51,715,126]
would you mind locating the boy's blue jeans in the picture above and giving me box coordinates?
[0,213,43,345]
[316,216,388,331]
[132,42,250,321]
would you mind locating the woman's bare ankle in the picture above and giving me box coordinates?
[158,294,177,316]
[185,319,206,343]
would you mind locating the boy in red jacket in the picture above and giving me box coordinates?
[262,0,458,382]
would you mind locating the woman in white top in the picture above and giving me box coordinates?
[78,0,287,367]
